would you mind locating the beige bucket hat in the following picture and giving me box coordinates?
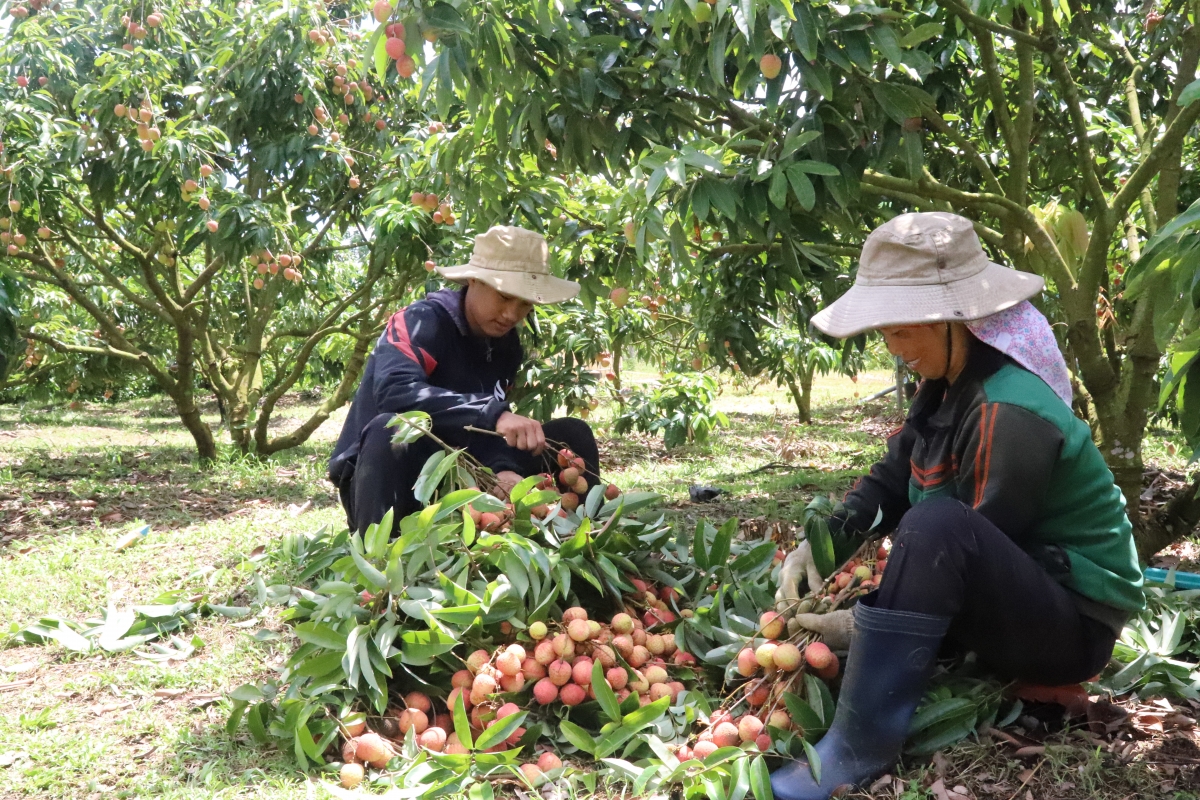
[436,225,580,305]
[812,212,1044,338]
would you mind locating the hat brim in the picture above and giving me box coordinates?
[435,264,580,305]
[812,262,1044,338]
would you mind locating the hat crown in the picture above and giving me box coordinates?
[469,226,550,274]
[858,212,989,287]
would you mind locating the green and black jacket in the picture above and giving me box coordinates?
[834,342,1144,633]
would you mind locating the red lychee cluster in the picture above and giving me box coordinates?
[680,707,793,761]
[803,545,888,610]
[409,191,455,225]
[247,249,304,290]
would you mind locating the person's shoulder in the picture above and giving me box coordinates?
[982,363,1078,432]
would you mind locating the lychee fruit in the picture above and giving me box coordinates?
[522,658,547,681]
[567,619,590,642]
[537,752,562,771]
[529,621,548,640]
[604,483,621,500]
[351,732,394,768]
[534,640,555,665]
[548,659,572,687]
[644,665,668,685]
[755,642,778,669]
[495,701,521,719]
[767,709,792,730]
[499,672,525,693]
[816,654,840,680]
[804,641,834,670]
[571,658,594,685]
[738,715,764,742]
[397,708,428,735]
[773,642,803,672]
[470,673,497,703]
[551,633,575,659]
[533,677,559,705]
[404,692,431,713]
[418,726,447,752]
[451,670,473,690]
[445,732,469,754]
[760,53,783,79]
[712,721,740,747]
[606,667,629,691]
[759,611,785,639]
[519,763,543,785]
[340,762,364,788]
[560,683,586,706]
[736,647,759,677]
[496,650,522,677]
[693,740,718,759]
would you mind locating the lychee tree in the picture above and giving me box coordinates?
[0,0,438,459]
[406,0,1200,558]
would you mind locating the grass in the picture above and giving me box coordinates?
[0,372,1196,799]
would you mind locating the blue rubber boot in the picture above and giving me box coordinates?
[770,597,951,800]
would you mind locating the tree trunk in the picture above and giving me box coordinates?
[783,365,814,423]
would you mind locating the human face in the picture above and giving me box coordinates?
[878,324,951,380]
[464,279,535,338]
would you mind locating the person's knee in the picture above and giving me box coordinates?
[892,497,970,555]
[546,417,597,450]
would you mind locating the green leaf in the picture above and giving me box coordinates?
[768,169,789,209]
[399,628,459,665]
[802,738,822,784]
[782,690,827,739]
[750,754,774,800]
[709,518,736,572]
[349,541,388,591]
[475,710,528,751]
[902,22,943,47]
[560,719,596,754]
[785,167,816,211]
[909,697,976,733]
[1180,78,1200,107]
[806,518,837,578]
[452,691,473,749]
[592,659,622,722]
[294,622,347,651]
[798,59,833,98]
[792,0,819,61]
[425,1,472,33]
[510,475,542,503]
[622,696,670,728]
[388,410,432,444]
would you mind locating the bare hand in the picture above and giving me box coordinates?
[495,412,546,455]
[493,470,524,500]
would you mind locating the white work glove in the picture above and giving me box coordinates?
[774,542,824,616]
[792,609,855,651]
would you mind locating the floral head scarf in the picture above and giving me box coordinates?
[965,301,1073,406]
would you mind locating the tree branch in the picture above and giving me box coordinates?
[1043,44,1109,209]
[24,330,143,361]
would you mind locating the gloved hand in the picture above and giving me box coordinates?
[774,542,824,617]
[792,609,855,650]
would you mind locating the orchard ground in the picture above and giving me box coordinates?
[0,371,1197,799]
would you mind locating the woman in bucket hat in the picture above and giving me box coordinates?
[770,212,1143,800]
[329,226,596,533]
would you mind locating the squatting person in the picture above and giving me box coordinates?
[328,225,600,533]
[770,212,1144,800]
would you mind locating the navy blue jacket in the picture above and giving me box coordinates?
[329,288,524,479]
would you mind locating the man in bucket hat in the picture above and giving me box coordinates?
[329,225,597,533]
[769,212,1143,800]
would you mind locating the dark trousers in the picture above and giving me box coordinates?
[874,498,1118,686]
[334,414,600,534]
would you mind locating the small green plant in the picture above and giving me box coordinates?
[614,373,727,448]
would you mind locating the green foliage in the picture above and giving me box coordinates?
[1101,577,1200,700]
[614,372,727,448]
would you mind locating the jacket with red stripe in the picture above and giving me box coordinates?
[832,342,1143,631]
[329,288,522,477]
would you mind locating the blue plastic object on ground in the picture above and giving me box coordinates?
[1143,567,1200,590]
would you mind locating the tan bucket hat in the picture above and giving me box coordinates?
[812,212,1044,338]
[436,225,580,305]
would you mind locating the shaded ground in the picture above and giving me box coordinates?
[1,372,1198,799]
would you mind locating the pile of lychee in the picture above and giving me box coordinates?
[336,604,695,788]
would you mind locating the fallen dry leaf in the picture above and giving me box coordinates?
[99,511,123,523]
[191,693,221,707]
[248,545,266,559]
[153,688,186,699]
[132,746,156,760]
[1014,745,1046,758]
[0,662,36,674]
